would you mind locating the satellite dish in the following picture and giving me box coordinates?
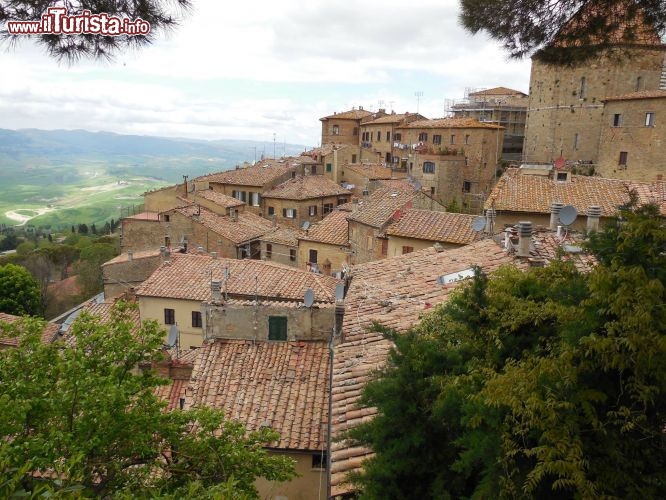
[471,216,486,232]
[302,221,311,230]
[559,205,578,226]
[166,325,179,347]
[413,180,422,192]
[304,288,315,308]
[335,283,345,301]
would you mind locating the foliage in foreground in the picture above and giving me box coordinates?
[0,302,295,498]
[349,205,666,499]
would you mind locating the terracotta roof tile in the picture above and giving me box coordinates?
[343,163,393,180]
[298,210,350,246]
[346,188,417,228]
[103,249,161,266]
[400,117,503,130]
[193,189,245,208]
[186,339,329,451]
[302,144,350,158]
[125,211,160,221]
[173,205,273,244]
[321,109,375,121]
[260,227,302,247]
[0,313,60,347]
[262,175,351,200]
[361,112,427,125]
[603,89,666,102]
[386,209,484,245]
[198,162,296,187]
[468,87,527,97]
[484,168,632,216]
[330,240,520,495]
[135,254,341,304]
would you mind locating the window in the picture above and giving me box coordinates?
[430,186,435,195]
[282,208,296,218]
[556,172,568,181]
[337,197,348,205]
[376,131,381,141]
[465,134,470,145]
[418,132,428,142]
[579,76,587,99]
[636,76,643,91]
[645,112,655,127]
[386,131,391,141]
[192,311,202,328]
[351,154,357,163]
[450,134,456,145]
[402,246,414,254]
[423,161,435,174]
[267,206,275,216]
[163,214,170,222]
[326,162,332,172]
[323,203,334,214]
[311,165,317,175]
[463,180,471,193]
[309,205,317,216]
[332,125,339,135]
[289,249,296,261]
[233,190,246,202]
[266,243,272,259]
[573,132,579,150]
[367,236,373,250]
[250,192,260,207]
[268,316,288,341]
[312,451,327,470]
[619,151,628,166]
[393,133,402,141]
[433,134,442,145]
[309,249,318,263]
[353,127,358,136]
[164,308,175,325]
[613,114,622,127]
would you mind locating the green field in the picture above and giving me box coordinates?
[0,164,168,230]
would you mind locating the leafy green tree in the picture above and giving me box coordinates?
[76,242,118,296]
[459,0,666,63]
[0,232,18,252]
[0,263,42,316]
[0,303,295,498]
[349,205,666,499]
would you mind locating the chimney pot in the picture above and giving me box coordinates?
[587,205,602,233]
[550,202,564,230]
[517,221,532,257]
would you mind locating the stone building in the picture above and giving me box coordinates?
[596,90,666,180]
[358,112,427,164]
[259,227,302,268]
[297,209,352,277]
[301,144,358,184]
[320,107,377,146]
[523,4,666,166]
[450,87,528,161]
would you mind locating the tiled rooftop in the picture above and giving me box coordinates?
[135,253,341,304]
[103,249,161,266]
[124,211,160,221]
[0,313,60,347]
[302,144,350,158]
[400,117,503,130]
[262,175,351,200]
[198,162,296,187]
[174,205,273,244]
[193,189,245,208]
[361,112,427,125]
[346,188,416,228]
[298,210,350,246]
[186,338,329,451]
[630,180,666,215]
[330,239,519,495]
[259,227,302,247]
[603,89,666,102]
[386,209,484,245]
[321,108,375,121]
[468,86,527,97]
[484,168,632,216]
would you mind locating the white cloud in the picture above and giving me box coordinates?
[0,0,532,145]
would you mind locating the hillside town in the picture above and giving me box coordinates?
[2,4,666,499]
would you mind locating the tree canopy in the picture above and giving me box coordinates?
[0,302,295,498]
[459,0,666,64]
[0,263,42,316]
[0,0,191,62]
[348,204,666,499]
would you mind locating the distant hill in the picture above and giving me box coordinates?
[0,129,308,229]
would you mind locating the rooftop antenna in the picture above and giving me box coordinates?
[304,288,315,308]
[414,91,423,114]
[389,100,395,112]
[273,132,276,160]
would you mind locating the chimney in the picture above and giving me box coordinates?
[230,209,238,221]
[211,280,222,302]
[127,250,133,261]
[334,303,345,338]
[587,205,602,233]
[550,202,564,230]
[352,198,360,213]
[211,251,218,259]
[517,221,532,257]
[197,246,204,254]
[485,208,496,233]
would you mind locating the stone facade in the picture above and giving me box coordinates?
[320,107,377,145]
[359,112,426,164]
[596,92,666,181]
[297,240,350,277]
[524,47,666,164]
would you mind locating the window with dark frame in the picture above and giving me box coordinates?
[309,205,317,216]
[433,134,442,145]
[289,249,296,261]
[164,308,175,325]
[309,249,318,264]
[326,163,332,172]
[312,451,327,470]
[266,243,272,259]
[268,316,288,341]
[386,131,390,141]
[645,112,655,127]
[613,114,622,127]
[323,203,334,214]
[192,311,202,328]
[268,206,275,216]
[619,151,628,166]
[423,161,435,174]
[463,180,471,193]
[402,246,414,254]
[418,132,428,142]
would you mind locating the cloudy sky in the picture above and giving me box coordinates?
[0,0,532,147]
